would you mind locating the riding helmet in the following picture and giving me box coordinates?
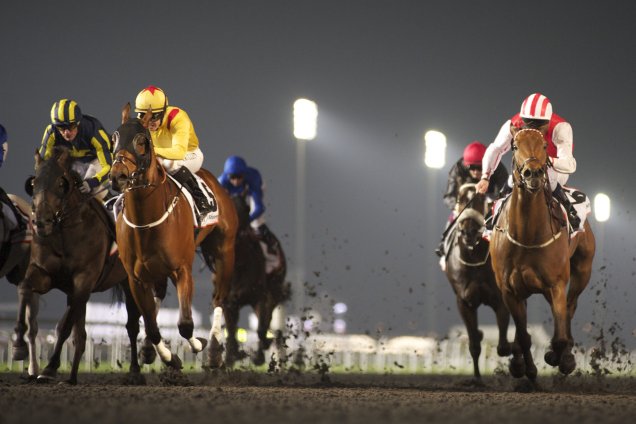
[50,99,82,126]
[463,142,487,166]
[135,86,168,113]
[224,155,248,176]
[519,93,552,121]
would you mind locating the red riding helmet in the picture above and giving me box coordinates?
[463,141,486,167]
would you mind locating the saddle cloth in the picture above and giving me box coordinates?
[111,175,219,229]
[487,186,591,240]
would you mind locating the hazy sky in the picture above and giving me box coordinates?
[1,1,635,347]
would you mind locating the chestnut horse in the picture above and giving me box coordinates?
[110,104,237,369]
[444,184,510,381]
[490,128,595,382]
[215,194,289,367]
[0,191,39,378]
[25,147,142,384]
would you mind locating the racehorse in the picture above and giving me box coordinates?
[0,190,39,378]
[444,184,510,381]
[490,128,595,382]
[213,194,289,367]
[110,104,237,369]
[25,147,143,384]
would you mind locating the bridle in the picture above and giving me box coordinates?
[32,168,85,236]
[511,128,549,194]
[455,210,489,266]
[112,133,163,192]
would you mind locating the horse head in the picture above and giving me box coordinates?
[456,209,486,251]
[110,103,163,192]
[457,183,488,217]
[511,128,549,193]
[32,147,83,236]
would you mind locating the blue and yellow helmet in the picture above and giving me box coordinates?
[50,99,82,126]
[223,155,247,176]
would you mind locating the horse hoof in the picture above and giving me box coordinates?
[196,337,208,352]
[497,342,512,357]
[167,355,183,370]
[559,353,576,375]
[36,374,56,384]
[544,350,559,367]
[139,346,157,365]
[252,350,266,366]
[526,363,538,380]
[207,338,224,369]
[509,356,526,378]
[12,344,29,361]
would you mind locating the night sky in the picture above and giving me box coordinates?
[1,1,635,346]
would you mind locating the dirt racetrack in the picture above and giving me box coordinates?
[1,371,635,424]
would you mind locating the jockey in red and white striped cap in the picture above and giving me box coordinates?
[476,93,580,230]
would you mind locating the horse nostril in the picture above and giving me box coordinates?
[523,169,532,179]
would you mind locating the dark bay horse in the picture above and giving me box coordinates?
[490,128,595,382]
[25,147,142,384]
[0,191,39,377]
[444,184,510,381]
[217,194,289,367]
[110,104,238,369]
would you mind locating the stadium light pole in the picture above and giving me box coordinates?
[293,99,318,320]
[594,193,610,263]
[423,130,447,336]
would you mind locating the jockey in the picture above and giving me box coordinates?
[435,141,508,259]
[134,85,215,219]
[0,124,26,231]
[218,155,277,253]
[39,99,112,201]
[476,93,580,230]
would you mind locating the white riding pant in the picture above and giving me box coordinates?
[158,147,204,175]
[71,159,109,201]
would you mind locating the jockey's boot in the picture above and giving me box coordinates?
[552,184,580,231]
[0,187,26,231]
[172,166,215,216]
[258,223,278,255]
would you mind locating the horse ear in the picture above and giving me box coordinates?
[34,149,42,167]
[122,103,131,124]
[56,147,71,168]
[140,107,153,129]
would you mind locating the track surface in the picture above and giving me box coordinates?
[1,371,635,424]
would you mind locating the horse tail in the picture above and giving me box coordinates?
[110,283,125,305]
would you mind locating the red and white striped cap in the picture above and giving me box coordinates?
[519,93,552,120]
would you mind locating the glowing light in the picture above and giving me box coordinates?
[333,302,348,315]
[594,193,610,222]
[293,98,318,140]
[424,130,447,169]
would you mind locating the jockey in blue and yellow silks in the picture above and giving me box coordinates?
[39,99,112,201]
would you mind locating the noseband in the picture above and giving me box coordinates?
[32,170,83,235]
[113,133,156,191]
[512,129,549,193]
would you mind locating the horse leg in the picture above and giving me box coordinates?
[254,302,275,367]
[175,267,207,355]
[67,310,88,385]
[492,299,512,357]
[456,296,482,381]
[25,291,40,378]
[131,279,181,370]
[139,284,166,364]
[122,282,142,376]
[547,284,576,375]
[38,290,90,383]
[502,291,537,381]
[207,235,235,369]
[12,281,30,362]
[224,302,241,368]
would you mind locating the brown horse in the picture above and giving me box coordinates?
[216,194,289,367]
[490,128,595,382]
[25,147,142,384]
[0,191,40,378]
[110,104,237,369]
[444,184,511,382]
